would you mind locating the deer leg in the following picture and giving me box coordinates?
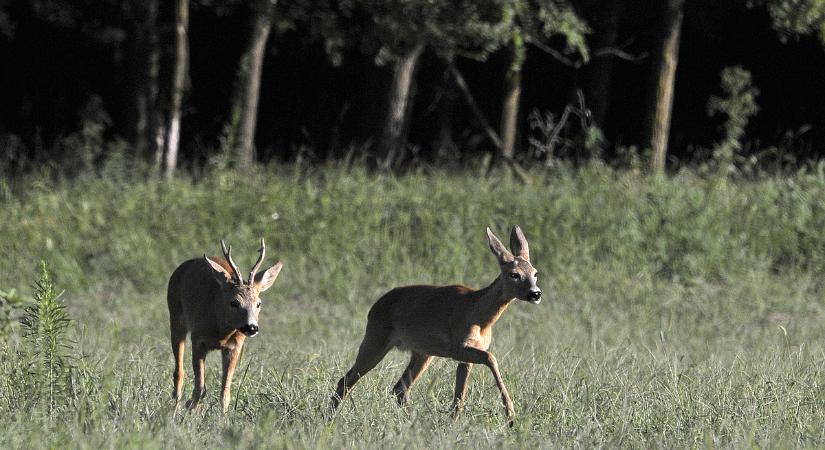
[392,352,433,406]
[455,346,515,426]
[330,322,393,413]
[170,325,187,405]
[220,342,243,414]
[451,362,473,421]
[186,341,207,410]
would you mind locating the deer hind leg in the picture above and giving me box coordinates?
[186,341,207,410]
[456,346,515,426]
[451,362,473,421]
[170,322,187,405]
[392,351,433,406]
[168,294,187,406]
[220,341,244,414]
[330,321,393,413]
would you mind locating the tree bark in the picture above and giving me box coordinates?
[500,31,525,160]
[376,42,425,170]
[228,0,273,167]
[499,69,521,159]
[643,0,684,174]
[163,0,188,178]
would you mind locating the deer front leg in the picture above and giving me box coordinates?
[220,343,243,414]
[451,362,473,421]
[455,346,515,427]
[186,342,207,409]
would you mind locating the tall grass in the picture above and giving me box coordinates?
[1,162,825,447]
[5,162,825,290]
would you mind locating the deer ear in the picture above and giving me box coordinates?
[486,227,514,264]
[255,261,283,293]
[204,256,234,285]
[509,225,529,260]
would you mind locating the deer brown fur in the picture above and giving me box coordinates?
[167,238,283,413]
[330,226,542,426]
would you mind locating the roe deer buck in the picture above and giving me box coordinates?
[167,238,283,413]
[330,226,542,426]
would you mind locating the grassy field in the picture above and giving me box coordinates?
[3,162,825,448]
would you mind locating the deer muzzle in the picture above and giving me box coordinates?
[239,324,259,337]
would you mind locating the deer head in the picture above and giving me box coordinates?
[486,226,542,304]
[204,238,283,336]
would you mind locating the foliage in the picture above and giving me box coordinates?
[759,0,825,42]
[324,0,508,64]
[514,0,590,64]
[308,0,588,67]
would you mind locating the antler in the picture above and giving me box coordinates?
[248,238,265,284]
[220,239,244,284]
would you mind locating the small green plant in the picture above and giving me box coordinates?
[215,105,244,171]
[706,66,760,177]
[19,262,74,418]
[59,96,112,176]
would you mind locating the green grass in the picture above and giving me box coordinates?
[3,162,825,447]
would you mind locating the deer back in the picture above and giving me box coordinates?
[167,257,229,336]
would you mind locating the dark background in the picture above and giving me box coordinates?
[1,0,823,169]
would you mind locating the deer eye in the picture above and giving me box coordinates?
[230,300,241,308]
[509,273,520,280]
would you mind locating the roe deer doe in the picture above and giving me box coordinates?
[330,226,542,426]
[167,238,283,413]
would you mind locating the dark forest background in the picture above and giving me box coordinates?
[1,0,824,176]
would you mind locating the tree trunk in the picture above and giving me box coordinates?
[580,0,622,128]
[228,0,273,167]
[500,30,525,160]
[376,42,425,170]
[643,0,684,174]
[163,0,188,178]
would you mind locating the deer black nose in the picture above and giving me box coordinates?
[240,324,259,336]
[528,290,542,302]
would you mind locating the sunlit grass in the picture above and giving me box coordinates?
[2,162,825,447]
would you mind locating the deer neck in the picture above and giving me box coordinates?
[471,275,515,330]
